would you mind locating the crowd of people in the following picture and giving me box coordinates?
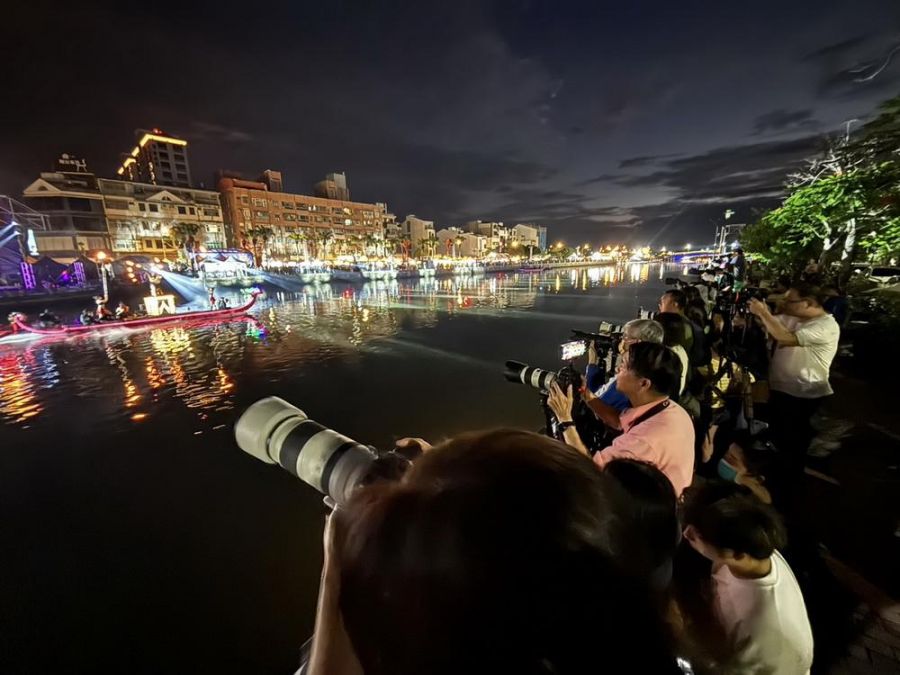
[300,261,842,674]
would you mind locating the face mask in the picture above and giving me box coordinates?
[717,458,739,482]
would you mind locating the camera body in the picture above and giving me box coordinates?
[716,286,769,317]
[569,322,622,356]
[504,360,608,450]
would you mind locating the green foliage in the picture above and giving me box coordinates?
[744,130,900,276]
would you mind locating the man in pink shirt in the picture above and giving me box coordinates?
[549,342,695,496]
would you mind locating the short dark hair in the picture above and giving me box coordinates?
[662,288,687,309]
[791,282,827,307]
[626,341,682,398]
[337,430,677,675]
[605,459,678,572]
[654,312,692,351]
[682,481,786,559]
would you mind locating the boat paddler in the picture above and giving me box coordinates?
[94,295,112,321]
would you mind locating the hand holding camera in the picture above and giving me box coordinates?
[547,382,575,423]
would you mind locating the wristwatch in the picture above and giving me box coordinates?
[557,421,576,432]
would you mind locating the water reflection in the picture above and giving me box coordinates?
[0,264,669,429]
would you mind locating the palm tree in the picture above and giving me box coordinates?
[362,233,378,258]
[245,225,274,267]
[399,238,412,261]
[287,231,308,260]
[169,222,203,272]
[423,233,439,259]
[316,230,335,260]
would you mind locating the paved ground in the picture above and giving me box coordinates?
[788,371,900,674]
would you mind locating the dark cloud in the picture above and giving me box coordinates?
[188,122,254,144]
[752,109,820,136]
[3,0,900,246]
[619,154,683,169]
[614,136,824,201]
[802,35,869,61]
[802,32,900,100]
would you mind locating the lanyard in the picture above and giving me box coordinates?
[625,399,670,431]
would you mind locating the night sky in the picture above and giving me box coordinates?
[5,1,900,246]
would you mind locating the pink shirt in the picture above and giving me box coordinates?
[593,398,695,496]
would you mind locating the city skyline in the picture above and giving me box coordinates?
[4,1,900,246]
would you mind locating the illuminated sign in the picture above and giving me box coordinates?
[56,153,88,172]
[26,229,39,256]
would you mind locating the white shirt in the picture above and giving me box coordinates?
[669,344,689,395]
[713,551,814,675]
[768,314,839,398]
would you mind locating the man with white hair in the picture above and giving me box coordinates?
[585,318,664,416]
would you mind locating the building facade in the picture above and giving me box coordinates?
[400,215,436,256]
[313,172,350,201]
[22,163,223,258]
[97,179,225,256]
[22,170,112,260]
[435,227,485,257]
[117,129,192,188]
[465,220,511,252]
[218,171,389,259]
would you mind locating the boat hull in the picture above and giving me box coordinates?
[12,292,260,336]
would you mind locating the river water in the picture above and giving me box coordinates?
[0,264,674,674]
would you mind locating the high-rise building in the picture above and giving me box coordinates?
[313,172,350,201]
[117,129,192,188]
[217,171,389,258]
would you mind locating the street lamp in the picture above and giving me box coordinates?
[685,243,692,251]
[94,251,109,299]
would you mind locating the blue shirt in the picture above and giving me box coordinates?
[585,365,631,412]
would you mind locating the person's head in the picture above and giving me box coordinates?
[682,482,786,566]
[654,312,691,351]
[781,282,828,318]
[336,430,676,675]
[735,247,744,256]
[605,459,679,583]
[616,341,682,401]
[659,289,686,315]
[685,303,707,328]
[117,301,125,308]
[619,318,664,353]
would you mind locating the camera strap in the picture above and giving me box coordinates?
[625,399,670,431]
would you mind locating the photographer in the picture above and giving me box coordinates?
[585,318,664,414]
[659,289,709,369]
[748,283,839,501]
[307,430,682,675]
[730,247,747,289]
[550,342,695,496]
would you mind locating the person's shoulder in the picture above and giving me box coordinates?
[802,313,840,335]
[667,399,693,420]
